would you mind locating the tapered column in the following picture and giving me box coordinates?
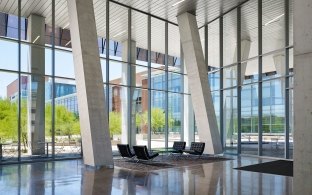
[177,12,222,154]
[27,14,45,155]
[67,0,113,167]
[293,0,312,194]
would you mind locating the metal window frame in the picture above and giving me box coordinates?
[258,0,263,156]
[237,6,242,154]
[127,8,133,146]
[284,0,290,159]
[147,15,152,150]
[106,0,110,123]
[51,0,56,158]
[17,0,21,161]
[165,21,169,149]
[219,16,224,148]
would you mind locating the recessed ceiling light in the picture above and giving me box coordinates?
[32,35,40,44]
[172,0,185,7]
[111,19,120,24]
[265,14,284,26]
[65,40,71,46]
[113,30,126,37]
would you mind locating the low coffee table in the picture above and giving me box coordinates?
[151,148,177,159]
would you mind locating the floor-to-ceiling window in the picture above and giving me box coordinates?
[204,0,293,158]
[0,0,293,164]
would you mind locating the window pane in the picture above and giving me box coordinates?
[223,88,238,153]
[55,49,75,78]
[241,84,259,155]
[243,58,258,85]
[262,79,285,158]
[151,90,166,149]
[0,72,19,162]
[135,65,148,88]
[241,0,258,59]
[168,24,181,72]
[168,73,182,93]
[109,2,127,61]
[262,51,285,80]
[109,60,127,85]
[168,93,182,147]
[0,40,18,71]
[208,19,220,69]
[208,71,220,91]
[132,11,148,66]
[151,69,166,91]
[223,65,237,88]
[134,88,148,146]
[53,78,81,158]
[151,18,165,68]
[223,9,237,66]
[262,0,285,54]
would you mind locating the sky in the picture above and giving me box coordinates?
[0,39,163,99]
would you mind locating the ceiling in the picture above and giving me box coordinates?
[0,0,292,71]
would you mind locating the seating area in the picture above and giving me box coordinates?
[117,141,205,163]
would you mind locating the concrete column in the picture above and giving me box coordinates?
[177,12,222,154]
[121,40,136,146]
[294,0,312,194]
[67,0,113,167]
[27,14,45,155]
[183,65,195,146]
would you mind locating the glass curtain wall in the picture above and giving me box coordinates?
[0,0,293,163]
[204,0,293,158]
[0,0,187,164]
[103,2,186,151]
[0,0,84,163]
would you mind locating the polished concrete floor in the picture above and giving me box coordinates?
[0,156,292,195]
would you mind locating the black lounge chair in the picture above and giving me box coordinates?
[171,141,186,154]
[117,144,135,160]
[182,142,205,158]
[133,145,159,162]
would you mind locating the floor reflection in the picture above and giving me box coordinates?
[0,157,293,195]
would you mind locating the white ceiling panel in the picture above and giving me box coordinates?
[0,0,290,60]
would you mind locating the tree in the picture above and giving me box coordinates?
[109,111,121,136]
[151,108,166,133]
[0,99,18,141]
[45,104,80,140]
[137,108,166,134]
